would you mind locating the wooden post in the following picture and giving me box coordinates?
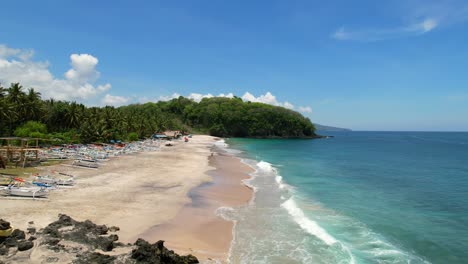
[0,155,5,169]
[22,150,27,168]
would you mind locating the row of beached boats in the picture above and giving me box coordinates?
[0,172,75,199]
[37,139,162,169]
[42,139,161,162]
[1,139,164,199]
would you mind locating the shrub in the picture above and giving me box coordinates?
[14,121,48,138]
[127,132,139,141]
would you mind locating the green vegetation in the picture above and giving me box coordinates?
[0,82,316,143]
[1,160,68,178]
[14,121,48,138]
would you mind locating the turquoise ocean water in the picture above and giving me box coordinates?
[217,132,468,264]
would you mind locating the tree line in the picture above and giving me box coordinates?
[0,83,316,143]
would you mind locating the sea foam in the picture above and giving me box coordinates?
[214,139,228,148]
[256,161,275,172]
[281,198,337,246]
[214,139,243,154]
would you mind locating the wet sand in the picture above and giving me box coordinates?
[141,151,254,262]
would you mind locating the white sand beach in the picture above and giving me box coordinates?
[0,135,252,263]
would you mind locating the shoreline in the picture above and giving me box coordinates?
[139,146,254,263]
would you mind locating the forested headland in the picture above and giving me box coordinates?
[0,83,317,143]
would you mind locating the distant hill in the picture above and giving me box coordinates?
[314,123,351,132]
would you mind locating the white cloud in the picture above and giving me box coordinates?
[102,94,130,106]
[405,18,439,34]
[154,92,234,103]
[331,0,468,42]
[188,93,214,102]
[242,92,279,105]
[157,93,181,102]
[420,18,438,32]
[284,102,295,109]
[0,44,111,102]
[332,17,439,41]
[0,44,34,60]
[65,54,100,83]
[241,92,313,113]
[145,91,313,114]
[332,27,351,41]
[298,106,312,113]
[241,92,294,108]
[187,92,234,102]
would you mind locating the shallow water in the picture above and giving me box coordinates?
[221,132,468,264]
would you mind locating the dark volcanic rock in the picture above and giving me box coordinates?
[83,220,108,235]
[43,237,61,246]
[109,226,120,232]
[3,237,18,248]
[43,214,75,238]
[42,214,117,252]
[27,227,36,235]
[45,256,59,263]
[1,215,201,264]
[73,252,117,264]
[11,229,26,240]
[17,240,34,251]
[42,225,61,238]
[0,245,8,256]
[0,220,10,230]
[131,238,199,264]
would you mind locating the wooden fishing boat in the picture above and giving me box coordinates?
[73,158,99,168]
[4,186,48,198]
[2,178,48,198]
[34,175,75,186]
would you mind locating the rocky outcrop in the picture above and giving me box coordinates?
[0,215,199,264]
[131,239,198,264]
[42,214,119,252]
[73,252,117,264]
[17,241,34,251]
[0,220,10,231]
[0,218,34,257]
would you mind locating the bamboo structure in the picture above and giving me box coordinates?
[0,137,41,168]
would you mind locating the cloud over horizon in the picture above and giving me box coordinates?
[0,44,313,113]
[0,44,116,103]
[151,91,312,114]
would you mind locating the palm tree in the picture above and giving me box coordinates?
[65,102,82,128]
[0,100,16,135]
[4,83,26,130]
[25,88,43,120]
[7,83,26,105]
[0,84,6,98]
[102,106,116,130]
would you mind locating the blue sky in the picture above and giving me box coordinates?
[1,0,468,131]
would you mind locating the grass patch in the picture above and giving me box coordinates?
[0,160,68,179]
[40,160,68,166]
